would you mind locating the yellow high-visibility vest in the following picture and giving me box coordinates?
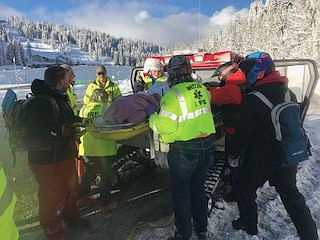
[0,166,19,240]
[149,81,216,144]
[143,75,167,91]
[79,78,121,157]
[66,84,79,116]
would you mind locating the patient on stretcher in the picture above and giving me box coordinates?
[93,93,161,125]
[91,80,169,126]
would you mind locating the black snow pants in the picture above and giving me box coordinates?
[237,165,318,240]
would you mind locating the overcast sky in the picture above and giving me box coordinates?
[0,0,256,47]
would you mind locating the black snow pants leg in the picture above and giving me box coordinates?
[269,165,318,240]
[236,182,259,229]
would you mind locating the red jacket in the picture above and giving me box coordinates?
[207,71,246,134]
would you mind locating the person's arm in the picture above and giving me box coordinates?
[149,91,179,136]
[228,95,258,157]
[207,84,243,105]
[113,84,122,99]
[83,84,94,105]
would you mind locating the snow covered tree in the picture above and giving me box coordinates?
[196,0,320,63]
[0,23,6,65]
[0,41,5,65]
[5,42,14,63]
[26,40,32,65]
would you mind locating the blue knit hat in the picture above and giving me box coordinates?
[239,52,275,86]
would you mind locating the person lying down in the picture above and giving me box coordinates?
[96,93,161,125]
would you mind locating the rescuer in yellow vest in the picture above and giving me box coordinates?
[0,165,19,240]
[78,65,121,212]
[137,60,167,92]
[61,64,79,116]
[148,56,216,240]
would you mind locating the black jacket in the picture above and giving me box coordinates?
[229,71,296,186]
[26,79,77,164]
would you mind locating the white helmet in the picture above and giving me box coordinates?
[143,58,163,76]
[150,60,163,71]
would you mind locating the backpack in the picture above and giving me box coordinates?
[2,88,59,167]
[251,90,311,167]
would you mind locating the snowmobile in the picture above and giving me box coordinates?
[85,52,319,215]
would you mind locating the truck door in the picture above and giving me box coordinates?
[274,59,319,121]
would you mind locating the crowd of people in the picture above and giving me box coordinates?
[1,52,318,240]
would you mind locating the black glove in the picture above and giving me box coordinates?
[136,80,147,92]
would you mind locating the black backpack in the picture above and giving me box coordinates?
[2,89,59,167]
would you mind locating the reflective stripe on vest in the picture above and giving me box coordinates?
[152,87,212,133]
[0,168,14,217]
[84,93,92,102]
[171,88,212,122]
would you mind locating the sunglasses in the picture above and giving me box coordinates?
[98,72,106,75]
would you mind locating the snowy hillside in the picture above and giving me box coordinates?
[1,17,161,68]
[1,21,102,68]
[22,38,90,64]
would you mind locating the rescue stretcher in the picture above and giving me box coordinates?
[84,120,150,141]
[82,117,169,168]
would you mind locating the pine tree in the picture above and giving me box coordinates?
[0,40,5,65]
[5,42,14,63]
[0,24,6,65]
[26,40,32,64]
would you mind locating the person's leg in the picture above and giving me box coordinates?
[94,156,115,206]
[29,162,66,240]
[233,182,258,235]
[270,166,318,240]
[224,134,242,201]
[60,158,90,228]
[168,142,196,240]
[78,157,97,198]
[191,136,214,236]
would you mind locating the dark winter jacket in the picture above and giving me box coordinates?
[229,71,296,186]
[26,79,77,164]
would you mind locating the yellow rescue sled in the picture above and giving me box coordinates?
[85,121,150,141]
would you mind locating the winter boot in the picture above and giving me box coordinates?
[167,232,184,240]
[232,218,258,235]
[195,231,206,240]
